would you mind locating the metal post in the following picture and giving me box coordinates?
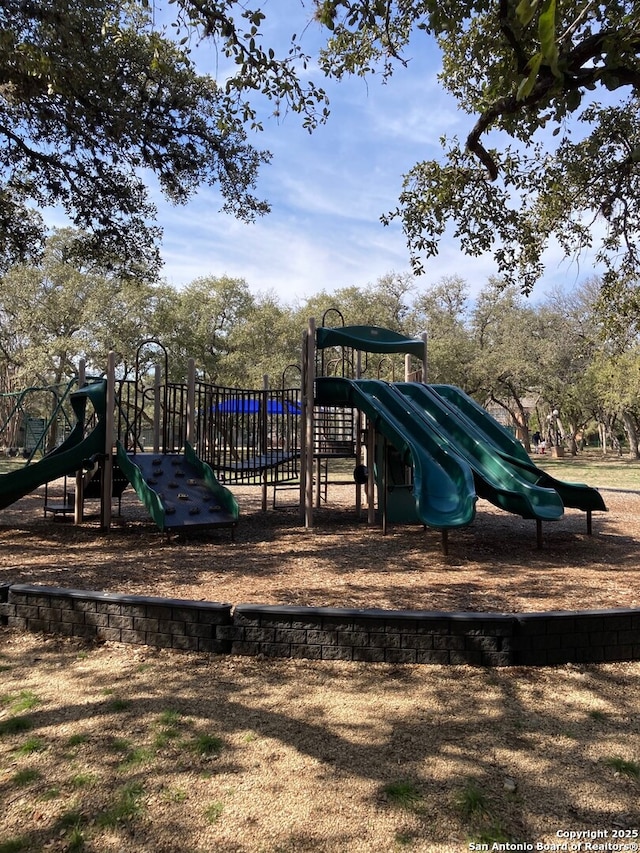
[299,330,308,522]
[153,364,161,454]
[382,436,388,535]
[101,351,116,531]
[186,358,195,448]
[367,424,376,526]
[421,331,428,384]
[305,317,316,528]
[74,359,86,525]
[262,374,269,513]
[355,350,362,518]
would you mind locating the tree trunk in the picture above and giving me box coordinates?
[621,410,640,459]
[514,397,531,450]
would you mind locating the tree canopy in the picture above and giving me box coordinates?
[0,0,327,277]
[3,1,640,296]
[315,0,640,294]
[3,227,640,455]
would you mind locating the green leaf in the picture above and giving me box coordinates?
[517,52,542,100]
[538,0,559,76]
[565,88,582,111]
[516,0,539,27]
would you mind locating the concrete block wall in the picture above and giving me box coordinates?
[0,584,232,654]
[231,604,513,665]
[1,584,639,666]
[513,610,640,665]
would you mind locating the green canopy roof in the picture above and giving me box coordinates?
[316,325,425,359]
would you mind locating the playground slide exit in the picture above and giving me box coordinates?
[431,384,607,514]
[395,383,565,521]
[315,376,477,529]
[0,380,107,512]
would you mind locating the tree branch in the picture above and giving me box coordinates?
[467,25,640,179]
[498,0,529,74]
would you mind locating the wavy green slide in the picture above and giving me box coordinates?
[316,376,477,529]
[0,380,107,512]
[116,441,239,534]
[396,383,565,521]
[316,375,607,527]
[431,384,607,513]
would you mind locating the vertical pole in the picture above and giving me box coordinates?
[315,456,322,509]
[382,435,388,535]
[441,529,449,556]
[153,363,161,454]
[367,423,376,526]
[101,351,115,531]
[355,350,362,518]
[74,360,86,525]
[299,330,308,522]
[186,358,195,448]
[404,354,411,382]
[305,317,316,528]
[262,374,269,513]
[421,331,428,384]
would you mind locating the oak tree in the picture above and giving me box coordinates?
[0,0,327,277]
[315,1,640,294]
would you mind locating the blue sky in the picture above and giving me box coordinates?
[151,7,595,305]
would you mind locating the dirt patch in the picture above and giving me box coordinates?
[1,480,639,852]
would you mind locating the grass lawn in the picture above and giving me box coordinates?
[533,448,640,490]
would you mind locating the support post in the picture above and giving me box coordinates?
[101,351,116,531]
[153,364,161,454]
[355,350,362,518]
[305,318,316,528]
[382,436,388,535]
[74,360,86,525]
[367,424,376,526]
[186,357,195,447]
[421,331,428,384]
[441,529,449,556]
[262,374,269,513]
[299,330,308,522]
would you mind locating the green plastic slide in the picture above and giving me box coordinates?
[315,376,477,529]
[0,380,107,512]
[431,384,607,513]
[396,383,565,521]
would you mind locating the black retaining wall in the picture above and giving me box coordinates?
[0,584,232,654]
[1,584,640,666]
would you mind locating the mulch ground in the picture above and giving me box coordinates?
[1,480,638,614]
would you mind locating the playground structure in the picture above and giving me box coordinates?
[0,379,107,514]
[0,353,245,536]
[299,316,607,550]
[0,318,607,546]
[0,339,305,534]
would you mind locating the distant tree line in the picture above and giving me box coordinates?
[2,230,639,457]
